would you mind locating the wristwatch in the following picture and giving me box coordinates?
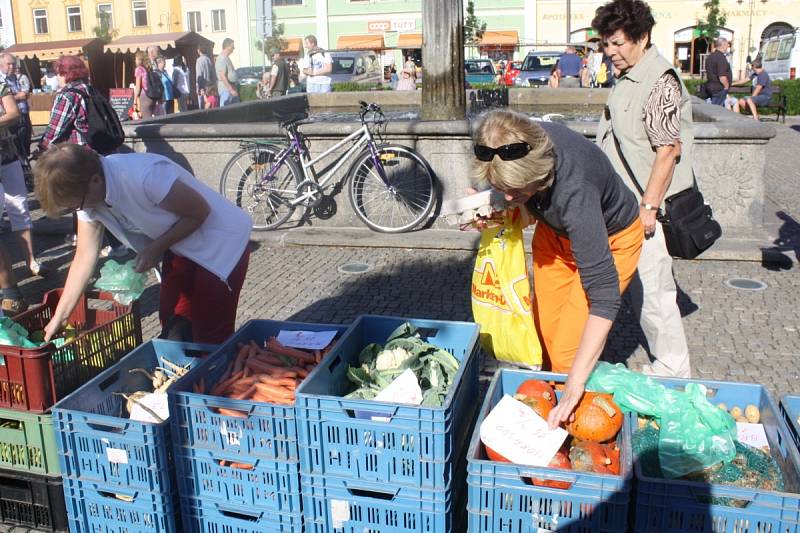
[640,202,659,211]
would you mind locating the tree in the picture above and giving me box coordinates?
[463,1,487,45]
[695,0,727,48]
[254,11,287,59]
[93,11,118,43]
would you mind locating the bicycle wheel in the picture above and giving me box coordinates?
[220,144,304,230]
[348,145,436,233]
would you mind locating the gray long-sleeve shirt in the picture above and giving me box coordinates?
[526,121,639,321]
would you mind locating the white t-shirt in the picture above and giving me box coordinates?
[301,51,333,86]
[78,154,252,281]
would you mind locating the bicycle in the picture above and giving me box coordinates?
[219,101,437,233]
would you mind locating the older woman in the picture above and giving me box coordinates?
[34,144,252,344]
[473,109,643,427]
[593,0,694,378]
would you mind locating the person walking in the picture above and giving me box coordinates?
[705,37,732,106]
[146,46,164,115]
[34,144,252,344]
[155,57,175,114]
[471,109,643,427]
[594,0,694,378]
[195,46,215,110]
[216,38,239,106]
[557,46,582,88]
[133,52,157,119]
[301,35,333,93]
[171,55,190,112]
[0,55,32,160]
[734,59,772,121]
[267,52,290,97]
[395,58,417,91]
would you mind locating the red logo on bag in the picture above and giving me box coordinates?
[472,260,512,311]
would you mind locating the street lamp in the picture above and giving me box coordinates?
[737,0,768,68]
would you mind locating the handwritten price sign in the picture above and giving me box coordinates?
[736,422,770,451]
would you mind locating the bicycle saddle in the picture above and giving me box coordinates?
[274,111,308,126]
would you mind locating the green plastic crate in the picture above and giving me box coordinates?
[0,407,59,475]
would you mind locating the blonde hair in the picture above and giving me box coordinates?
[134,51,150,69]
[472,109,555,190]
[34,144,101,217]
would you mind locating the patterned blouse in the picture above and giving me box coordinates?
[643,72,682,148]
[0,83,17,162]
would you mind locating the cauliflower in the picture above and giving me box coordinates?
[375,346,414,371]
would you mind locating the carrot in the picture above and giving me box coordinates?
[253,393,294,405]
[252,352,289,366]
[217,407,247,418]
[265,338,316,364]
[228,462,255,470]
[211,370,244,396]
[245,359,297,376]
[219,460,228,466]
[232,384,258,400]
[259,376,297,389]
[193,383,202,393]
[197,378,206,394]
[255,382,295,399]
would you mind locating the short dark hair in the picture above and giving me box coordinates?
[222,38,234,50]
[592,0,655,45]
[751,59,763,68]
[305,34,318,47]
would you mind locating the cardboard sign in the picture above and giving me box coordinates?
[276,330,337,350]
[480,394,568,466]
[109,88,134,121]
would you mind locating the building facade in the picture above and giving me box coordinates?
[181,0,251,65]
[12,0,183,44]
[258,0,799,78]
[0,0,15,49]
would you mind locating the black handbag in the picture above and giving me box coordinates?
[695,82,711,100]
[609,122,721,259]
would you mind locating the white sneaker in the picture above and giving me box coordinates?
[101,245,128,258]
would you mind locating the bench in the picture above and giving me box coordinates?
[728,85,787,123]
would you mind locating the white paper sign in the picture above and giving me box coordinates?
[374,368,423,406]
[330,499,350,528]
[276,330,337,350]
[106,447,129,464]
[480,394,569,466]
[736,422,770,451]
[129,392,169,423]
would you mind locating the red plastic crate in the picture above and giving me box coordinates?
[0,289,142,412]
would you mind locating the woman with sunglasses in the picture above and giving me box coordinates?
[472,109,644,428]
[33,143,252,345]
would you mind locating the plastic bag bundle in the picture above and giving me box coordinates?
[0,317,39,348]
[587,362,737,478]
[94,259,147,305]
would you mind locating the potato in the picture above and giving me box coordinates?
[735,416,748,423]
[744,405,760,424]
[730,406,743,419]
[717,403,727,411]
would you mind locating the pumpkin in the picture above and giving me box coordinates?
[516,380,556,406]
[514,393,554,420]
[530,450,572,489]
[565,392,622,442]
[569,440,618,475]
[484,443,509,463]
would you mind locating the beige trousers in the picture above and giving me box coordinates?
[627,223,692,378]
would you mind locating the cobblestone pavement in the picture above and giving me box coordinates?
[0,121,798,532]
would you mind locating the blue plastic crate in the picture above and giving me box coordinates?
[301,468,466,533]
[62,476,179,532]
[181,497,303,533]
[295,315,480,491]
[466,369,633,533]
[175,446,301,513]
[168,320,349,463]
[633,377,800,533]
[52,340,215,493]
[781,395,800,455]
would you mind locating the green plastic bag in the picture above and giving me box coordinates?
[586,362,737,478]
[0,317,39,348]
[94,259,147,306]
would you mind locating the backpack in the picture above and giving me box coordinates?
[63,87,125,155]
[145,69,164,100]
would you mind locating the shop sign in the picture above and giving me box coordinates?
[368,19,415,33]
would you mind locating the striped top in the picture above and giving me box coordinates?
[643,72,682,148]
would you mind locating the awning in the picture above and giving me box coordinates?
[104,31,213,54]
[479,30,519,47]
[335,34,385,51]
[5,38,104,61]
[397,33,422,49]
[281,37,303,55]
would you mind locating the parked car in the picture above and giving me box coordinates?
[514,51,561,87]
[503,61,522,86]
[760,29,799,80]
[465,59,498,85]
[236,66,265,86]
[328,51,383,85]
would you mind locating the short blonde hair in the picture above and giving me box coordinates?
[34,144,101,218]
[472,109,554,190]
[134,51,150,69]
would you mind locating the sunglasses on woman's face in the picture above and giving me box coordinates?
[473,142,531,162]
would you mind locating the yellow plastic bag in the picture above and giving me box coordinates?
[471,208,542,368]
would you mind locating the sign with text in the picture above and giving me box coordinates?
[368,19,416,33]
[109,88,133,122]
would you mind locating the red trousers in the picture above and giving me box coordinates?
[159,247,250,344]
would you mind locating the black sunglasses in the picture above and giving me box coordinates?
[474,142,532,162]
[63,186,89,215]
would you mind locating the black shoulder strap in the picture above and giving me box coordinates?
[605,107,645,197]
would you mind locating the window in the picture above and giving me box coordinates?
[132,0,148,27]
[274,0,302,5]
[33,8,48,34]
[211,9,226,32]
[778,37,795,61]
[764,40,780,61]
[186,11,201,32]
[67,6,82,32]
[98,3,113,31]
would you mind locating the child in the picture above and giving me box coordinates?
[204,85,219,109]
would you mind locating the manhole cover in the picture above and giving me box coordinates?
[724,278,768,291]
[338,262,373,274]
